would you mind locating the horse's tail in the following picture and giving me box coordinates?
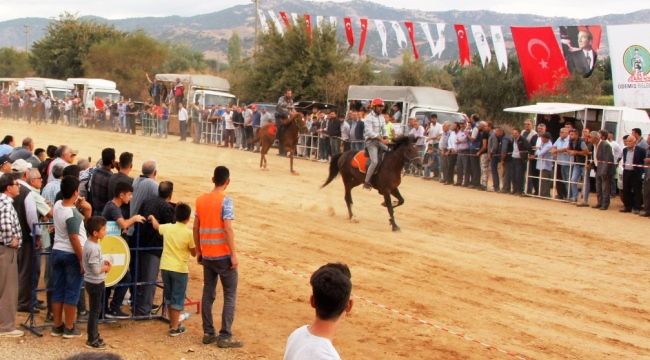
[321,152,343,188]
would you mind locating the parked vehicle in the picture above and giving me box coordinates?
[67,78,121,110]
[154,74,236,109]
[23,77,73,100]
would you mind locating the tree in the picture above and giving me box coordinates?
[227,32,242,67]
[160,43,207,73]
[393,53,428,86]
[0,48,33,77]
[30,13,124,79]
[83,31,167,100]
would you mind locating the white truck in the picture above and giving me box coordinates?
[67,78,121,110]
[23,77,73,100]
[154,73,236,108]
[347,85,464,134]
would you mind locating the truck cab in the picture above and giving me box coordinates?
[23,77,73,100]
[67,78,121,110]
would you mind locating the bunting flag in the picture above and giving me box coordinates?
[374,19,388,57]
[490,25,508,71]
[329,16,337,28]
[316,15,324,32]
[471,25,491,67]
[390,21,408,49]
[559,25,602,77]
[404,21,419,60]
[344,17,354,48]
[454,24,471,66]
[607,24,650,108]
[511,26,569,98]
[267,10,284,35]
[279,11,291,28]
[258,10,269,34]
[432,23,446,58]
[290,13,299,26]
[305,14,313,44]
[420,22,435,58]
[358,18,369,56]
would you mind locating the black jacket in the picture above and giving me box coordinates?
[622,145,646,176]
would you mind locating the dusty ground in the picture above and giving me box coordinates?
[1,119,649,360]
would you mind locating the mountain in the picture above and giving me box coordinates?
[1,0,648,64]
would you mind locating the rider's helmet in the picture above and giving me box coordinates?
[370,98,385,107]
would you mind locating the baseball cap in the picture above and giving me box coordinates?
[11,158,32,172]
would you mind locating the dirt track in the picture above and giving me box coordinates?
[1,120,649,359]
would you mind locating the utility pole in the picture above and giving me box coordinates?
[23,24,31,51]
[253,0,259,53]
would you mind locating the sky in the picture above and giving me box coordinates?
[0,0,647,21]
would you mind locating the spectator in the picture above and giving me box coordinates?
[195,166,243,348]
[129,160,158,231]
[489,126,505,192]
[178,103,189,141]
[620,135,645,213]
[0,174,24,337]
[232,106,244,149]
[47,145,75,185]
[90,148,116,216]
[642,135,650,217]
[567,129,590,204]
[173,78,184,107]
[82,216,111,349]
[51,176,92,338]
[149,203,196,336]
[135,181,175,317]
[535,132,554,198]
[283,263,353,360]
[552,128,571,200]
[0,135,15,157]
[408,118,426,175]
[591,130,615,210]
[317,113,330,162]
[35,148,46,163]
[341,114,351,152]
[439,122,450,184]
[38,145,57,182]
[632,128,647,150]
[476,121,490,190]
[243,105,254,151]
[499,128,514,194]
[511,128,530,195]
[9,137,40,168]
[108,152,134,200]
[527,123,546,195]
[327,112,342,157]
[348,111,364,152]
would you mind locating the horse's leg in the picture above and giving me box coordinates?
[344,182,356,222]
[290,150,298,175]
[391,188,405,208]
[383,191,400,231]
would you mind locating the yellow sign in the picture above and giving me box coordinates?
[100,235,131,287]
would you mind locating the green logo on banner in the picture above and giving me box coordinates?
[623,45,650,75]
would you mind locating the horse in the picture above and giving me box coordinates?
[321,136,420,231]
[254,112,306,174]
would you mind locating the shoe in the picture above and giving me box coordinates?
[619,208,631,213]
[179,312,191,323]
[150,304,162,314]
[0,329,24,337]
[576,203,589,207]
[51,325,64,337]
[77,310,89,320]
[105,309,130,319]
[362,183,372,190]
[169,325,186,337]
[599,206,608,211]
[63,326,82,339]
[203,334,218,344]
[217,336,244,348]
[85,340,107,350]
[632,209,640,214]
[639,211,650,217]
[45,312,54,323]
[591,205,602,209]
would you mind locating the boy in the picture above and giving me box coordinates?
[284,263,353,360]
[82,216,111,349]
[101,181,144,319]
[149,202,196,336]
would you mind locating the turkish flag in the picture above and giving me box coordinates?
[511,26,569,98]
[358,18,368,55]
[304,14,312,45]
[454,24,471,66]
[344,17,354,48]
[279,12,291,28]
[404,21,419,60]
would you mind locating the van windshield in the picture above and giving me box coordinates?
[95,91,120,103]
[414,110,463,127]
[50,90,71,101]
[196,93,234,107]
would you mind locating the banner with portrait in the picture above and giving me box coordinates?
[607,24,650,108]
[559,25,602,77]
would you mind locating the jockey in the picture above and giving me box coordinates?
[362,98,389,190]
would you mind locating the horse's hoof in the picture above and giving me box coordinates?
[392,225,401,232]
[350,217,359,223]
[291,171,299,176]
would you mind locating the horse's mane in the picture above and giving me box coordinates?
[391,135,414,149]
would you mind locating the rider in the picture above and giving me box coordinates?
[363,98,389,190]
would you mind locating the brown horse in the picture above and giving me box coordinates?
[254,112,306,174]
[321,136,420,231]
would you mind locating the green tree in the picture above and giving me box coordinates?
[227,32,242,67]
[83,31,167,100]
[29,13,124,79]
[160,43,207,73]
[0,48,33,77]
[393,53,428,86]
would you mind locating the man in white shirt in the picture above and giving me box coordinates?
[178,103,189,141]
[284,263,353,360]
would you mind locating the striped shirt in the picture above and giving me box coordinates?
[0,193,21,247]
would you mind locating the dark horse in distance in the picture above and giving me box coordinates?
[321,136,419,231]
[254,112,306,174]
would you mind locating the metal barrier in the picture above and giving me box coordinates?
[201,120,223,145]
[141,113,159,137]
[524,157,589,202]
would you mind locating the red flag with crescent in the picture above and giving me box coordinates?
[454,24,471,66]
[344,17,354,48]
[279,12,291,28]
[511,26,569,98]
[358,18,368,55]
[404,21,419,60]
[304,14,312,45]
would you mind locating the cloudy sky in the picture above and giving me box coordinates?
[0,0,646,21]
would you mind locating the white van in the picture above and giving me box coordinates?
[23,77,73,100]
[347,85,464,134]
[67,78,121,110]
[154,74,236,108]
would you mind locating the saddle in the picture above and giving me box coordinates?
[265,123,277,137]
[351,149,385,174]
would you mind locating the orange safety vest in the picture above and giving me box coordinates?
[195,191,231,260]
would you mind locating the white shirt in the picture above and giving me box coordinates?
[426,122,443,145]
[224,111,234,130]
[609,140,622,160]
[52,201,87,254]
[178,107,189,121]
[284,325,341,360]
[447,131,458,152]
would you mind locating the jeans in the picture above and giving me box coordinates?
[431,144,441,177]
[158,119,168,137]
[201,258,238,337]
[105,270,131,314]
[440,152,448,182]
[179,121,187,140]
[120,115,127,131]
[234,126,242,147]
[557,165,570,199]
[85,281,104,343]
[570,165,585,201]
[456,150,470,185]
[134,253,160,316]
[318,137,330,160]
[365,140,388,184]
[330,137,342,156]
[51,250,83,305]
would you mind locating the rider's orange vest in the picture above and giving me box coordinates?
[195,191,231,260]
